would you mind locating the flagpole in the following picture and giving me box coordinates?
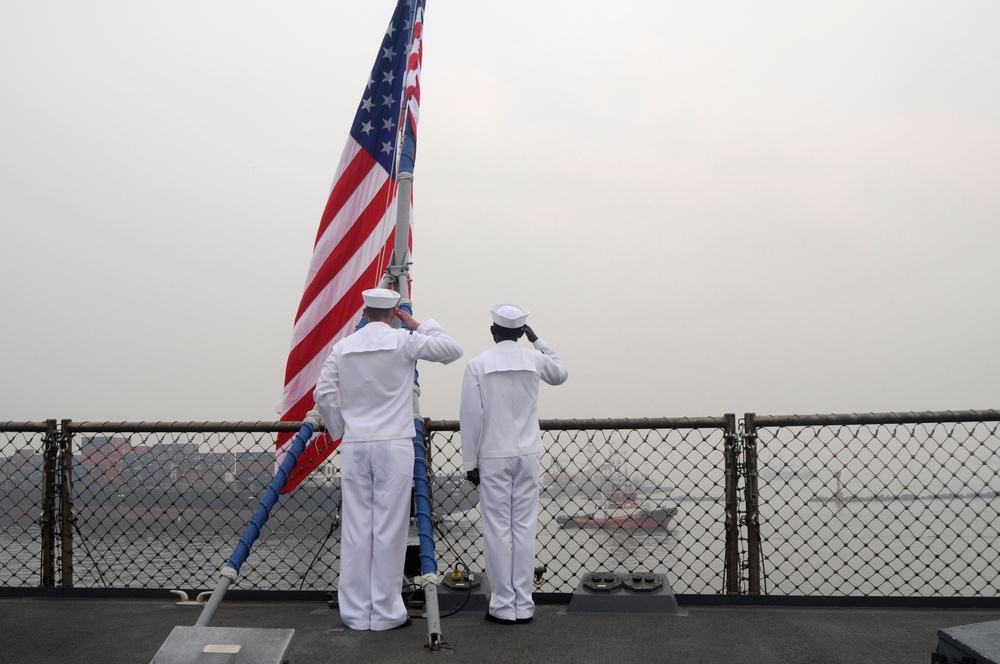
[382,171,413,299]
[376,3,444,649]
[282,0,442,646]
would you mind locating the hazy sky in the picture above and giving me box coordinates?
[2,1,998,424]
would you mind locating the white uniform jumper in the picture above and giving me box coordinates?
[315,319,462,631]
[460,338,568,622]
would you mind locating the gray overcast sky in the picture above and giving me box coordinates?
[1,1,998,424]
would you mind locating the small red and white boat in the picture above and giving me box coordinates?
[556,489,677,530]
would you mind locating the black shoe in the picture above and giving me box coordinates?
[485,612,517,625]
[515,616,533,624]
[389,617,413,630]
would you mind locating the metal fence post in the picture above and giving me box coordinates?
[743,413,761,594]
[723,413,740,594]
[59,419,74,587]
[39,419,58,587]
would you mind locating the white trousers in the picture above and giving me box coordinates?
[479,453,540,621]
[338,439,413,631]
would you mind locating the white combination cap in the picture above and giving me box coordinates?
[490,303,529,329]
[362,288,401,309]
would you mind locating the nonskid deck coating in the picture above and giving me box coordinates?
[3,596,1000,663]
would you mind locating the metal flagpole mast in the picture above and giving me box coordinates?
[382,171,413,299]
[378,3,444,650]
[379,0,422,300]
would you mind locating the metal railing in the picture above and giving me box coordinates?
[2,410,998,598]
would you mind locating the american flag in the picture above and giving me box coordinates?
[278,0,426,493]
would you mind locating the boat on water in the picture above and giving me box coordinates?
[541,458,671,499]
[556,488,677,530]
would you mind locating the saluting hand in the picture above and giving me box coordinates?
[395,308,420,330]
[523,324,538,343]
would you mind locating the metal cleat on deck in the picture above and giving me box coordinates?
[169,590,211,607]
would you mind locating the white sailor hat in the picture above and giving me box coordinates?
[362,288,401,309]
[490,303,529,329]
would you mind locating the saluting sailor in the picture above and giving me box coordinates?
[459,303,568,625]
[314,288,463,631]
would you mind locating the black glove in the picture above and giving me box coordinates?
[466,468,480,487]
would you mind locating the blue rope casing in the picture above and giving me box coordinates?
[412,421,438,575]
[226,420,316,574]
[397,300,437,575]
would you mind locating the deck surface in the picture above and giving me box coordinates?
[4,595,1000,663]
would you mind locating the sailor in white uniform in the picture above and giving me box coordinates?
[314,288,463,631]
[459,303,568,624]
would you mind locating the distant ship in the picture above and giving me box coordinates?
[556,488,677,531]
[541,458,671,500]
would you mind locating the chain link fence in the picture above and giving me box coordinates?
[744,410,1000,597]
[425,417,732,595]
[70,422,341,592]
[2,421,344,591]
[3,411,999,599]
[0,422,52,587]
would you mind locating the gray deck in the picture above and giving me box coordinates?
[3,595,1000,663]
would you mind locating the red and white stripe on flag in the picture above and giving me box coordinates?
[405,8,423,137]
[277,0,423,493]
